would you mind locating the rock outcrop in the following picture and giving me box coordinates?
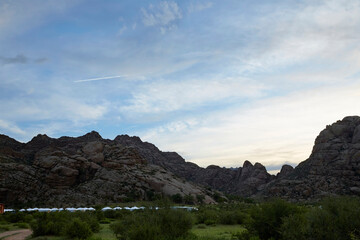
[0,133,215,207]
[112,135,274,196]
[260,116,360,200]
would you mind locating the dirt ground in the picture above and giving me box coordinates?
[0,229,32,240]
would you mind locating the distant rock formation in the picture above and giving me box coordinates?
[260,116,360,200]
[112,135,274,196]
[0,132,215,207]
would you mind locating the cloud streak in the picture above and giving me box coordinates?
[74,75,128,83]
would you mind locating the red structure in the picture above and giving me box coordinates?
[0,203,4,214]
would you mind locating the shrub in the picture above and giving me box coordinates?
[30,212,68,236]
[305,197,360,240]
[171,193,183,204]
[159,209,193,239]
[0,226,10,232]
[196,209,219,225]
[30,211,100,237]
[196,194,205,204]
[110,208,193,240]
[184,195,195,205]
[219,210,246,225]
[15,222,29,229]
[110,220,127,240]
[65,218,92,240]
[280,196,360,240]
[281,212,308,240]
[247,199,299,240]
[99,218,111,224]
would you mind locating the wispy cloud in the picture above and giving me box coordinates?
[0,54,48,65]
[0,0,80,39]
[141,1,182,32]
[120,77,266,116]
[141,82,360,171]
[0,54,27,65]
[0,119,25,135]
[188,2,213,13]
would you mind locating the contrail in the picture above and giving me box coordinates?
[74,75,127,83]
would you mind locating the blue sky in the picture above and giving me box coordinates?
[1,0,360,173]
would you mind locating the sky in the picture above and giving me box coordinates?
[1,0,360,174]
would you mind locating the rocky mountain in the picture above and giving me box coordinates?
[114,135,274,196]
[260,116,360,200]
[1,116,360,206]
[0,132,215,207]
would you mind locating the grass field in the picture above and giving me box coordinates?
[93,224,116,240]
[191,224,245,240]
[0,223,29,233]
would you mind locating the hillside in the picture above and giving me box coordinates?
[0,132,215,207]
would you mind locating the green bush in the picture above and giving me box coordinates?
[159,209,193,239]
[30,212,68,236]
[75,212,100,233]
[99,218,111,224]
[15,222,29,229]
[280,212,308,240]
[30,211,100,237]
[280,196,360,240]
[219,210,246,225]
[184,195,195,205]
[196,209,219,225]
[110,208,193,240]
[172,193,183,204]
[0,226,10,232]
[247,199,299,240]
[65,218,92,240]
[196,195,205,204]
[305,197,360,240]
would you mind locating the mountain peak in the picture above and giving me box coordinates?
[78,131,103,141]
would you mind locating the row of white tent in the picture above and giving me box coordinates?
[4,206,198,213]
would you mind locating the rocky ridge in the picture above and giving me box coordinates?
[260,116,360,200]
[0,132,215,207]
[114,135,274,196]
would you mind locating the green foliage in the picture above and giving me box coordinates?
[0,225,10,232]
[30,211,100,238]
[196,195,205,204]
[212,192,226,203]
[247,199,299,240]
[231,230,251,240]
[280,212,308,240]
[74,211,101,233]
[196,209,219,225]
[110,208,193,240]
[219,211,246,225]
[171,193,183,204]
[3,212,27,223]
[65,217,93,240]
[184,195,195,205]
[30,212,69,236]
[99,218,111,224]
[14,222,29,228]
[306,197,360,240]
